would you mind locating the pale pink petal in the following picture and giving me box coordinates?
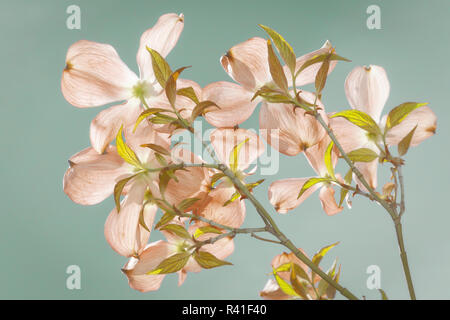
[318,186,343,216]
[220,37,271,91]
[63,146,129,205]
[260,279,291,300]
[284,40,336,87]
[194,184,246,228]
[137,13,184,80]
[329,115,368,153]
[104,180,154,257]
[271,250,309,281]
[210,128,265,171]
[268,178,320,214]
[202,81,258,127]
[355,159,378,190]
[384,106,437,147]
[345,65,390,123]
[260,92,327,156]
[90,99,142,154]
[61,40,138,108]
[177,270,188,286]
[304,135,338,177]
[122,240,173,292]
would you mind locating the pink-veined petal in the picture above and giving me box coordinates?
[285,40,336,87]
[137,13,184,80]
[202,81,258,127]
[220,37,271,91]
[210,128,265,171]
[329,115,368,153]
[194,184,246,228]
[345,65,390,123]
[355,159,378,190]
[61,40,138,108]
[260,92,327,156]
[318,186,343,216]
[122,240,173,292]
[384,106,437,147]
[63,146,129,205]
[104,180,154,257]
[304,135,338,177]
[268,178,320,214]
[90,98,142,154]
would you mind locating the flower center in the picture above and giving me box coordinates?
[132,80,157,100]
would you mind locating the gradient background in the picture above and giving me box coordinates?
[1,0,449,299]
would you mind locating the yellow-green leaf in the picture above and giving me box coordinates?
[295,52,351,77]
[312,242,339,267]
[113,174,136,213]
[155,211,175,229]
[210,173,226,187]
[398,125,417,156]
[229,138,249,172]
[140,143,171,156]
[165,66,190,107]
[177,198,200,212]
[259,24,296,74]
[223,191,241,207]
[315,58,330,95]
[133,108,172,132]
[147,252,191,275]
[193,226,222,239]
[116,125,142,168]
[273,263,292,274]
[290,269,309,299]
[386,102,427,130]
[159,224,191,239]
[347,148,379,162]
[330,110,380,135]
[267,40,288,93]
[379,289,389,300]
[324,141,335,179]
[190,100,220,122]
[193,251,232,269]
[292,263,311,283]
[138,205,150,232]
[338,168,353,207]
[297,177,329,199]
[177,86,199,105]
[274,272,299,297]
[146,47,172,88]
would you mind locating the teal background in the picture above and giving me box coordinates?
[1,0,449,299]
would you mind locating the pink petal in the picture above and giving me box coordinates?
[210,128,265,171]
[271,250,309,281]
[104,180,155,257]
[345,65,390,123]
[63,146,129,205]
[260,92,327,156]
[90,99,142,154]
[194,184,246,228]
[355,160,378,190]
[220,37,271,91]
[318,186,343,216]
[202,81,258,127]
[304,135,338,177]
[61,40,138,108]
[268,178,319,213]
[137,13,184,80]
[385,106,437,147]
[260,279,290,300]
[284,40,336,87]
[122,240,172,292]
[329,115,368,153]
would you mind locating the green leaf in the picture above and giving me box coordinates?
[210,173,226,187]
[338,168,353,207]
[133,108,173,132]
[140,143,171,156]
[177,198,200,212]
[386,102,427,130]
[148,113,178,125]
[259,24,296,74]
[312,242,339,267]
[273,263,292,274]
[159,224,191,239]
[290,268,309,299]
[251,85,291,103]
[138,205,150,232]
[146,47,172,88]
[177,86,199,105]
[193,226,222,239]
[295,52,351,78]
[223,191,241,207]
[315,58,330,95]
[330,110,381,135]
[147,252,191,275]
[193,251,232,269]
[113,174,136,213]
[190,100,220,122]
[246,179,265,192]
[154,153,168,166]
[297,177,329,199]
[274,272,299,297]
[229,138,249,173]
[158,170,171,196]
[398,125,417,156]
[324,141,335,179]
[292,263,311,283]
[154,211,175,229]
[116,125,142,168]
[165,66,190,107]
[267,40,288,93]
[317,278,329,298]
[379,289,389,300]
[347,148,379,162]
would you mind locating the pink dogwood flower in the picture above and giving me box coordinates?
[61,13,187,153]
[122,220,234,292]
[200,38,336,128]
[330,65,437,189]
